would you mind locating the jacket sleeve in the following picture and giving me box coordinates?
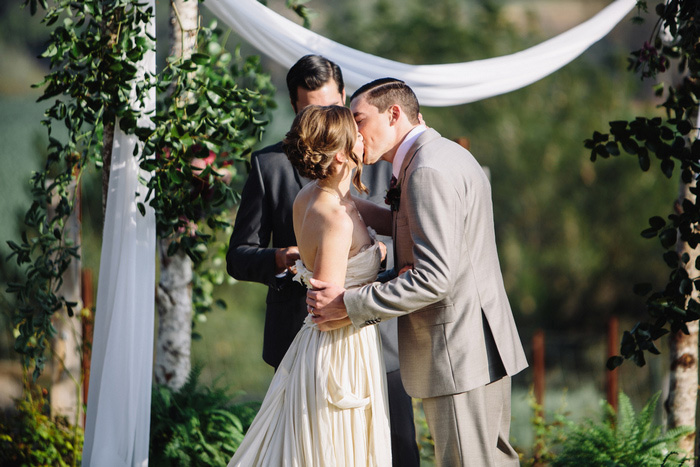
[226,153,279,288]
[345,166,463,327]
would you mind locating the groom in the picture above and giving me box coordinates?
[309,78,528,466]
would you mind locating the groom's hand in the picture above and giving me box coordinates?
[306,278,349,329]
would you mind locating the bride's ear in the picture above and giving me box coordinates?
[334,152,347,164]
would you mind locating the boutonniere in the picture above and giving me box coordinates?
[385,176,401,212]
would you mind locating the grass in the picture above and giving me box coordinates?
[191,280,274,400]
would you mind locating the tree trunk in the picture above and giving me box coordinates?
[666,176,699,464]
[49,180,83,426]
[154,243,193,388]
[153,0,199,390]
[169,0,198,64]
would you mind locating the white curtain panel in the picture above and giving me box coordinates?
[204,0,637,106]
[82,1,156,465]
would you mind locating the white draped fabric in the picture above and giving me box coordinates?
[204,0,637,106]
[81,2,156,465]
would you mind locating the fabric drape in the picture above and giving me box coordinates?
[81,2,156,465]
[204,0,636,106]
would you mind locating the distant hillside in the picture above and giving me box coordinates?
[0,40,47,96]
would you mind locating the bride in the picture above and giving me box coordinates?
[227,105,393,466]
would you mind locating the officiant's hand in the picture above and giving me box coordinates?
[275,246,300,274]
[306,278,348,329]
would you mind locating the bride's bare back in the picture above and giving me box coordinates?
[293,183,372,288]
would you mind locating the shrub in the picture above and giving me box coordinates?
[149,366,260,466]
[0,383,83,467]
[552,392,692,466]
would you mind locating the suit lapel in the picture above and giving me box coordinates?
[392,128,442,266]
[397,128,441,187]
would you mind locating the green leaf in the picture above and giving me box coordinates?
[660,158,674,178]
[637,150,650,171]
[663,251,678,268]
[649,216,666,230]
[677,119,692,135]
[168,170,185,184]
[604,141,620,156]
[191,53,210,65]
[680,278,693,295]
[620,330,636,356]
[659,228,677,248]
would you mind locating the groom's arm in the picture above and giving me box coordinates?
[354,197,392,236]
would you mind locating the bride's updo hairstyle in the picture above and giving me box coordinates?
[283,105,368,193]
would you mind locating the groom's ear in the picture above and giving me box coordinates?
[387,104,401,125]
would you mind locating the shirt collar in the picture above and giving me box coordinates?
[392,125,427,179]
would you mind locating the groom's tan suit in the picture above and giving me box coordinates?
[344,128,528,466]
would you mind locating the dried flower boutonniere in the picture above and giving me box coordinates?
[385,176,401,212]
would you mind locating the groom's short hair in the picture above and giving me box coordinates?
[351,78,420,125]
[286,55,345,106]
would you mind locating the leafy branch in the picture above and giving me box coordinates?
[6,0,276,378]
[7,0,156,379]
[584,1,700,368]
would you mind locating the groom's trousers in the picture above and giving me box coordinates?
[422,376,519,467]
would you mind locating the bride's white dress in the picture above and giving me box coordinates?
[227,235,392,466]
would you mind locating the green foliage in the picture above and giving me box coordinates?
[586,1,700,368]
[552,392,692,466]
[140,23,275,264]
[7,0,157,379]
[412,401,435,464]
[520,388,567,466]
[0,381,83,467]
[149,366,260,467]
[5,1,275,377]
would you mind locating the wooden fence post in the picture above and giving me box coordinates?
[81,268,94,427]
[533,329,545,414]
[532,329,546,466]
[606,316,619,412]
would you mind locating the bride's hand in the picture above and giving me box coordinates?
[306,278,348,326]
[378,241,387,263]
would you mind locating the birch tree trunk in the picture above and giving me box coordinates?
[153,0,199,390]
[49,180,83,426]
[666,176,699,464]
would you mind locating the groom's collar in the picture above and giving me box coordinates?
[392,125,427,179]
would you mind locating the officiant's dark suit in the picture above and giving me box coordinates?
[226,55,419,467]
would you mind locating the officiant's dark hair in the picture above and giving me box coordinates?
[351,78,420,124]
[287,55,345,112]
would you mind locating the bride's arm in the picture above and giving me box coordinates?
[353,198,391,236]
